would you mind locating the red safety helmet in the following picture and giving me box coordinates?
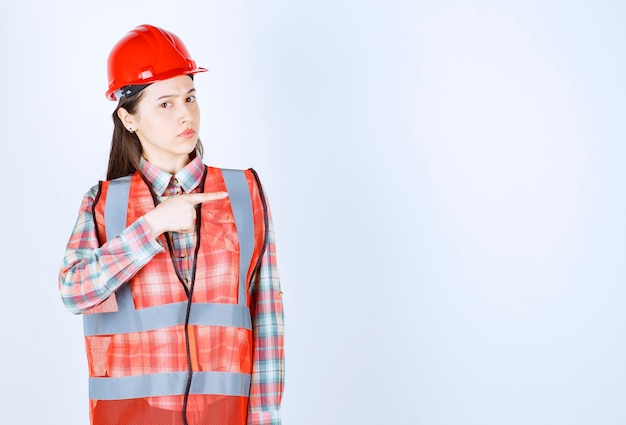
[105,24,207,101]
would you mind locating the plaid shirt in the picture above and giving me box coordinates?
[59,156,284,425]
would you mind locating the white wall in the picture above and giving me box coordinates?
[1,1,625,424]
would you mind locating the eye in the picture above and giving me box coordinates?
[186,95,197,103]
[160,102,172,108]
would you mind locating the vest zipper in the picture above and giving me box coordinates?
[181,167,208,425]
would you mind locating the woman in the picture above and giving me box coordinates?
[59,24,284,425]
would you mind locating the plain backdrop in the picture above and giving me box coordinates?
[1,1,625,424]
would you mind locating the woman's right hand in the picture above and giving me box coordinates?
[143,192,228,237]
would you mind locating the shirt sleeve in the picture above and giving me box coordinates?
[247,195,285,425]
[58,184,165,314]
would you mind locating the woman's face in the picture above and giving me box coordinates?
[121,75,201,173]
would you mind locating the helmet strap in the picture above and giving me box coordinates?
[114,84,151,101]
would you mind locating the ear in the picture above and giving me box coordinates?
[117,107,137,131]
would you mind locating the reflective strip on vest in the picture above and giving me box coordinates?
[83,169,254,337]
[221,169,254,307]
[83,301,252,335]
[90,371,252,400]
[103,175,132,241]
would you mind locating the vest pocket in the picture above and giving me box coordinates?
[195,326,253,373]
[84,293,119,314]
[85,335,112,377]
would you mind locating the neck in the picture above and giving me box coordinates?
[143,154,191,174]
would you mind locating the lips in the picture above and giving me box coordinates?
[179,129,196,138]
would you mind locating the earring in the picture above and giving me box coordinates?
[128,127,134,133]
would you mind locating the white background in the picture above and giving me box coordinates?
[1,1,625,424]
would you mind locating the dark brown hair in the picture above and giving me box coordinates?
[106,86,204,180]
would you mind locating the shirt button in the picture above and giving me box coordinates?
[172,177,180,185]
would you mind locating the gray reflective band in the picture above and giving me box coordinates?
[221,169,254,306]
[83,170,255,337]
[104,176,132,241]
[89,371,251,400]
[84,302,251,335]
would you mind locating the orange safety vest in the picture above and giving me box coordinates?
[83,167,267,425]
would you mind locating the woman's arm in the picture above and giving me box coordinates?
[248,197,285,425]
[58,185,164,314]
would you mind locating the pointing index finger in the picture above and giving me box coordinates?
[186,191,229,205]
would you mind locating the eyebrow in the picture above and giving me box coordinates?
[156,88,196,101]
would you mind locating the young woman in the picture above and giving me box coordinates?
[58,24,284,425]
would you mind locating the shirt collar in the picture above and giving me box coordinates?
[139,156,205,196]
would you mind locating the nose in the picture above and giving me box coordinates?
[178,102,195,125]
